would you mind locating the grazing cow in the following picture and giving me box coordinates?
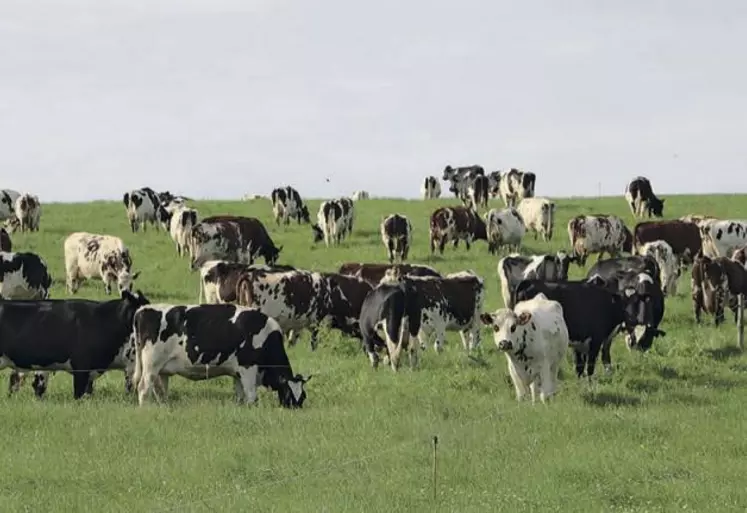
[429,206,487,254]
[380,268,485,353]
[132,304,310,407]
[358,279,423,370]
[270,186,311,226]
[480,294,569,403]
[0,290,149,399]
[337,262,441,286]
[586,255,662,291]
[0,251,52,300]
[0,228,10,252]
[625,176,664,218]
[197,260,296,304]
[568,214,632,265]
[699,220,747,258]
[442,165,484,200]
[123,187,169,233]
[468,175,490,210]
[514,279,661,377]
[497,252,578,308]
[313,200,344,246]
[9,193,41,233]
[634,220,702,266]
[638,240,679,296]
[380,214,412,263]
[190,215,282,269]
[0,189,20,221]
[485,207,525,254]
[516,197,555,242]
[64,232,140,295]
[337,197,355,238]
[421,176,441,199]
[166,205,198,257]
[691,252,730,325]
[499,169,535,207]
[352,190,370,201]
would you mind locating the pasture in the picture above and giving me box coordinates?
[3,194,747,512]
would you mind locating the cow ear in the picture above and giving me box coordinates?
[299,373,313,383]
[517,311,532,325]
[479,313,493,325]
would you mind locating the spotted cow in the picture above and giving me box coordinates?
[0,189,20,222]
[691,252,730,325]
[8,193,41,233]
[485,207,525,254]
[499,169,536,208]
[468,175,490,210]
[429,206,487,254]
[197,260,296,304]
[270,186,311,226]
[380,213,412,263]
[166,205,198,257]
[352,190,370,201]
[0,251,52,300]
[699,220,747,258]
[190,215,282,270]
[0,228,10,252]
[624,176,664,218]
[567,214,632,266]
[634,220,702,266]
[64,232,140,295]
[442,165,484,201]
[123,187,169,233]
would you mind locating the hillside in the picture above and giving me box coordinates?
[2,194,747,512]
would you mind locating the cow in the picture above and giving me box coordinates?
[513,278,661,377]
[270,186,311,226]
[637,240,679,296]
[699,220,747,258]
[380,214,412,263]
[352,190,370,201]
[157,191,190,208]
[313,200,344,246]
[166,205,198,257]
[131,303,310,407]
[516,197,555,242]
[691,252,730,325]
[337,197,355,238]
[567,214,632,266]
[487,171,502,198]
[64,232,140,295]
[0,290,149,399]
[480,294,569,403]
[0,228,10,252]
[634,220,702,267]
[717,256,747,322]
[731,247,747,269]
[429,206,487,254]
[189,215,282,270]
[421,176,441,199]
[0,251,52,300]
[624,176,664,218]
[0,189,20,221]
[8,193,41,233]
[380,268,485,353]
[337,262,441,286]
[485,207,525,255]
[197,260,296,304]
[468,175,490,210]
[497,252,578,308]
[123,187,169,233]
[358,279,423,370]
[442,165,484,200]
[499,169,535,207]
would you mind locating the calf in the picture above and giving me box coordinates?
[485,207,525,254]
[380,268,485,352]
[270,186,311,225]
[638,240,679,296]
[421,176,441,199]
[190,215,282,269]
[338,262,441,286]
[699,220,747,258]
[624,176,664,218]
[691,252,730,325]
[352,190,370,201]
[132,303,310,407]
[468,175,490,210]
[64,232,140,295]
[11,193,41,232]
[429,206,487,254]
[634,220,702,266]
[123,187,169,233]
[568,214,632,265]
[380,213,412,263]
[167,205,198,257]
[0,227,11,252]
[514,279,658,377]
[0,290,149,399]
[497,252,576,308]
[480,294,569,403]
[198,260,296,304]
[516,197,555,242]
[0,251,52,299]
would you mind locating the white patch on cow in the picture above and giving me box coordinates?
[516,197,554,242]
[638,240,679,296]
[700,220,747,258]
[288,380,304,402]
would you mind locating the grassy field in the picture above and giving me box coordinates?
[2,193,747,512]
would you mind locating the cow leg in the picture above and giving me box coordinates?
[585,341,602,380]
[287,330,299,347]
[137,372,157,405]
[310,326,320,351]
[32,372,49,398]
[529,381,538,404]
[438,237,447,254]
[238,365,259,405]
[692,282,703,323]
[233,374,247,402]
[573,350,586,378]
[540,362,557,403]
[508,362,528,401]
[156,375,169,398]
[600,331,617,374]
[465,237,472,251]
[72,372,91,399]
[387,240,395,263]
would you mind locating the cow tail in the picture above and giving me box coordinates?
[236,273,254,306]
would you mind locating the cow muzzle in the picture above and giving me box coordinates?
[497,340,513,351]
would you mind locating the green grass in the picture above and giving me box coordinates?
[2,193,747,512]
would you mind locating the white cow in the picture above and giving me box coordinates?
[638,240,679,296]
[480,293,569,403]
[64,232,140,295]
[421,176,441,199]
[516,197,555,242]
[485,208,525,254]
[352,190,370,201]
[10,193,41,233]
[167,205,198,257]
[699,220,747,258]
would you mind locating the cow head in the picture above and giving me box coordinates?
[616,275,664,338]
[311,224,324,243]
[648,197,665,217]
[554,251,581,280]
[480,308,534,353]
[299,205,311,224]
[261,244,282,266]
[442,165,456,181]
[277,374,311,408]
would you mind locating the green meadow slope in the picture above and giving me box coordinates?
[1,194,746,512]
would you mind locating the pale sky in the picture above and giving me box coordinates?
[2,0,746,202]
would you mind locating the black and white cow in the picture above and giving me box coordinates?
[0,251,52,300]
[0,189,20,222]
[270,186,311,225]
[312,198,354,246]
[568,214,633,265]
[0,228,11,252]
[166,205,198,257]
[421,176,441,199]
[625,177,664,218]
[132,303,311,407]
[64,232,140,295]
[499,169,536,207]
[442,165,485,201]
[468,175,490,210]
[123,187,169,233]
[0,290,149,399]
[497,252,578,308]
[380,213,412,263]
[9,193,41,233]
[190,215,283,269]
[429,206,487,254]
[197,260,296,304]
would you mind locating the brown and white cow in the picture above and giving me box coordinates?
[9,193,41,233]
[567,214,632,266]
[516,197,555,242]
[421,176,441,199]
[380,213,412,263]
[429,206,487,254]
[64,232,140,295]
[198,260,297,304]
[379,268,485,352]
[190,215,282,270]
[337,262,441,286]
[691,252,730,325]
[634,220,702,266]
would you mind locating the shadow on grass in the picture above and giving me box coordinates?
[702,346,744,361]
[581,391,642,408]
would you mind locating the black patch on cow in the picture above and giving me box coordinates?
[0,228,11,253]
[161,306,188,342]
[0,252,52,292]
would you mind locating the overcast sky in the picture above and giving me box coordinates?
[2,0,746,202]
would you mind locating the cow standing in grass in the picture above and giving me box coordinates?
[9,193,41,233]
[516,197,555,242]
[64,232,140,295]
[567,214,632,266]
[485,207,525,254]
[380,214,412,263]
[0,228,10,252]
[190,215,282,269]
[123,187,169,233]
[271,186,310,225]
[421,176,441,199]
[429,206,487,254]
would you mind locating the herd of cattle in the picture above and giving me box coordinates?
[1,169,747,408]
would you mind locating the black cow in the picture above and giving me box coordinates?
[0,290,149,399]
[625,177,664,218]
[0,228,11,252]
